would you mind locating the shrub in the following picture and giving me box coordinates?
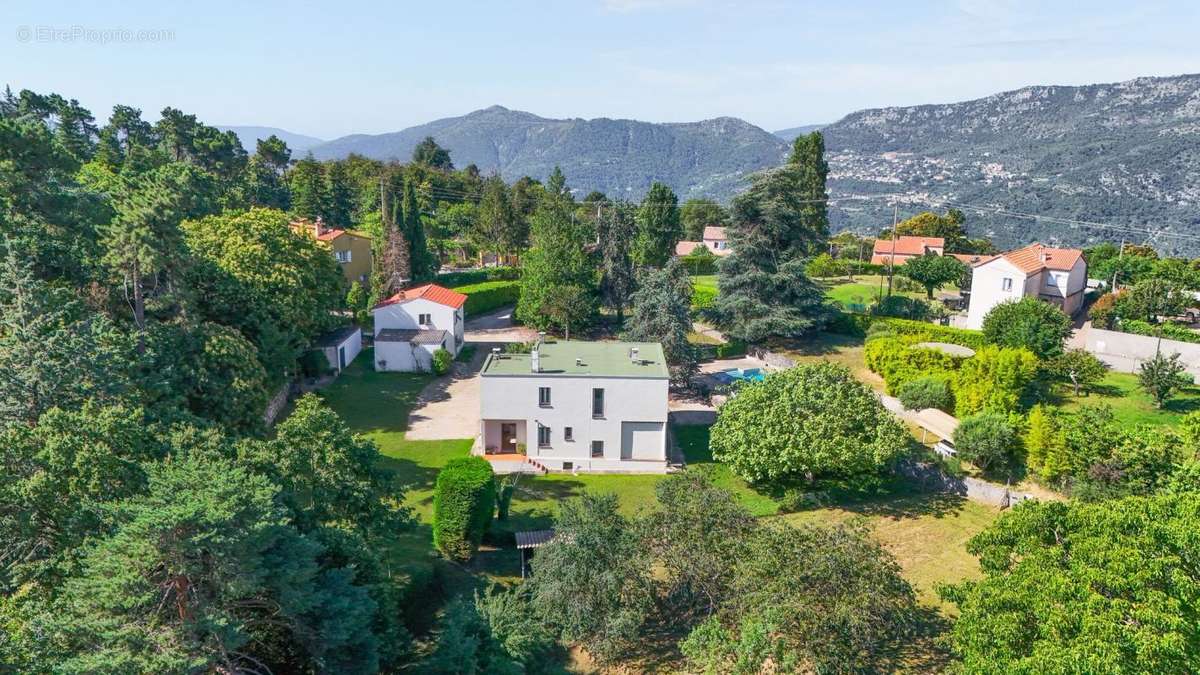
[869,317,986,349]
[714,339,747,359]
[897,376,955,412]
[870,295,931,320]
[496,476,515,521]
[455,280,520,315]
[981,297,1072,359]
[433,457,497,562]
[691,284,718,312]
[1120,319,1200,344]
[953,345,1039,417]
[805,253,846,278]
[1088,291,1121,329]
[299,349,330,378]
[680,246,719,275]
[826,311,873,336]
[431,348,453,375]
[953,412,1018,472]
[864,337,963,395]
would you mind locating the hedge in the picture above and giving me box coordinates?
[691,284,718,312]
[432,457,497,562]
[438,266,519,288]
[828,312,986,349]
[680,249,719,275]
[1120,319,1200,344]
[455,280,520,315]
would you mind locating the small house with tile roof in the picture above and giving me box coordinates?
[292,218,373,286]
[371,284,468,371]
[674,225,732,257]
[965,243,1087,329]
[871,236,945,266]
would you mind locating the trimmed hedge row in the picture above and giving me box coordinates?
[438,266,519,287]
[828,311,986,349]
[455,280,520,316]
[695,338,748,361]
[432,457,496,562]
[1120,319,1200,344]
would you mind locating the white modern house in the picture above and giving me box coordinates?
[965,243,1087,329]
[477,339,670,473]
[371,284,467,372]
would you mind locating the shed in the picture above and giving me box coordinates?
[315,325,362,373]
[515,529,556,578]
[913,408,959,443]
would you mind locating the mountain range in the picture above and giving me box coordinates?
[245,73,1200,253]
[218,125,325,154]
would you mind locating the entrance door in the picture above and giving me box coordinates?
[338,346,347,369]
[500,423,517,455]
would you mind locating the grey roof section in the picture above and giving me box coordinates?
[315,324,360,347]
[515,529,556,549]
[375,328,448,345]
[482,340,669,379]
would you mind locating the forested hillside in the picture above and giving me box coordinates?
[819,73,1200,253]
[308,105,790,201]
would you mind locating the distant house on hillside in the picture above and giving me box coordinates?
[965,243,1087,329]
[371,284,466,372]
[477,339,670,474]
[292,218,373,285]
[871,236,945,266]
[675,226,731,257]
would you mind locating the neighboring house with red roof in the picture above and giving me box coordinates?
[965,243,1087,329]
[292,218,373,286]
[870,236,945,266]
[371,283,467,371]
[674,225,732,258]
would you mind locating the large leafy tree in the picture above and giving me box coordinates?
[528,493,654,664]
[981,296,1072,359]
[621,258,699,387]
[942,494,1200,673]
[515,193,598,332]
[38,455,378,674]
[412,136,454,171]
[898,252,965,299]
[711,140,832,342]
[889,209,969,251]
[680,197,728,240]
[473,174,527,262]
[710,362,909,484]
[632,181,681,267]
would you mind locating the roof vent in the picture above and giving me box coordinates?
[630,347,640,364]
[576,358,584,367]
[531,346,540,373]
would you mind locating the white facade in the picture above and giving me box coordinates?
[478,342,671,473]
[371,285,466,372]
[965,248,1087,329]
[373,297,464,352]
[374,333,453,372]
[319,327,362,373]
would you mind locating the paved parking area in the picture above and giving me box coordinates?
[404,346,486,440]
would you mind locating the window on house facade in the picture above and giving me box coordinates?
[563,461,573,471]
[1046,272,1064,288]
[336,250,351,263]
[592,388,604,417]
[538,387,551,407]
[418,313,431,325]
[564,427,573,441]
[591,440,604,458]
[1002,277,1013,292]
[538,425,551,448]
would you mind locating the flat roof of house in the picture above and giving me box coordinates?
[481,340,669,379]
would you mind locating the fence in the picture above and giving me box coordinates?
[1084,327,1200,378]
[896,459,1037,509]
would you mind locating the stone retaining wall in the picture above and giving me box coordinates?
[262,381,294,427]
[897,459,1037,509]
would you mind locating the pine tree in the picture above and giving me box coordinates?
[289,154,327,222]
[401,178,437,281]
[622,258,698,387]
[516,197,598,332]
[633,182,681,267]
[324,160,354,228]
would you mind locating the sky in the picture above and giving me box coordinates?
[4,0,1200,139]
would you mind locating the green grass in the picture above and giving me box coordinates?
[820,275,926,311]
[1050,370,1200,427]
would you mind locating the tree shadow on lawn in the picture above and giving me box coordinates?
[376,454,443,497]
[824,479,969,521]
[770,331,865,358]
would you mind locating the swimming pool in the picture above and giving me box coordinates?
[715,367,766,383]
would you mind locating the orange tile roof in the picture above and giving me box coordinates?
[703,226,727,241]
[950,253,999,267]
[872,236,945,257]
[675,241,704,256]
[373,283,468,310]
[1000,243,1083,274]
[315,228,345,242]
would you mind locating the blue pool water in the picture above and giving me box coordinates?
[716,367,766,383]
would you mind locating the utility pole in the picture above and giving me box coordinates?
[1111,238,1126,293]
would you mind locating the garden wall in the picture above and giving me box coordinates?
[897,459,1037,509]
[262,381,294,427]
[1084,327,1200,378]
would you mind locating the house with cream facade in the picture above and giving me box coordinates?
[478,340,670,473]
[371,284,466,372]
[965,243,1087,329]
[675,226,731,257]
[292,218,373,285]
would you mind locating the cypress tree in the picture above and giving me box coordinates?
[401,178,437,282]
[633,182,681,267]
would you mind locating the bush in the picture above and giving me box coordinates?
[981,297,1072,359]
[897,376,955,412]
[953,345,1039,417]
[953,412,1018,472]
[680,247,719,275]
[455,280,520,315]
[495,476,515,521]
[1120,319,1200,344]
[431,348,453,375]
[868,317,986,349]
[691,284,718,312]
[806,253,846,278]
[827,311,873,336]
[433,457,497,562]
[870,295,931,320]
[864,337,964,395]
[714,339,747,359]
[438,266,519,287]
[299,349,330,378]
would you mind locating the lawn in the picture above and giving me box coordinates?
[777,331,884,391]
[1050,370,1200,427]
[820,275,928,312]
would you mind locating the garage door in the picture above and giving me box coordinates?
[620,422,664,461]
